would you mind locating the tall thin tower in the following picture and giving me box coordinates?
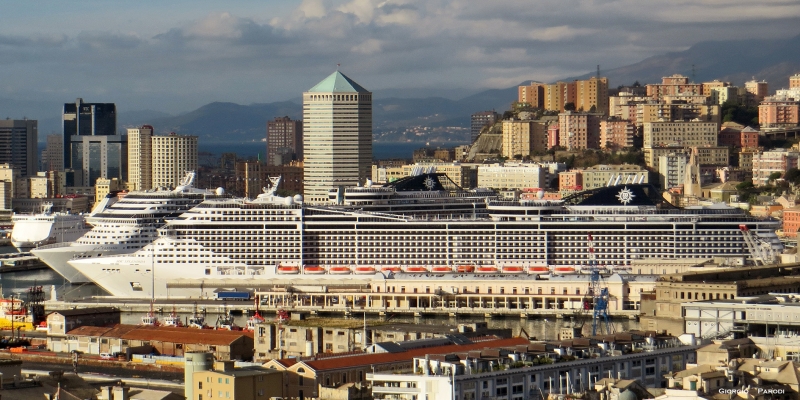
[302,71,372,203]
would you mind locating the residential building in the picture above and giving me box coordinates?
[0,118,37,177]
[718,123,759,148]
[28,173,49,198]
[518,82,545,108]
[544,81,576,113]
[709,86,739,105]
[790,73,800,89]
[68,134,127,187]
[581,164,648,190]
[303,71,372,203]
[266,337,529,399]
[646,75,702,99]
[192,361,282,400]
[575,76,609,114]
[471,111,499,142]
[267,116,303,166]
[370,335,697,400]
[478,163,549,190]
[0,164,12,216]
[752,149,800,186]
[94,177,125,204]
[264,161,304,194]
[658,153,689,190]
[758,97,800,129]
[600,118,636,149]
[702,79,730,97]
[502,120,541,159]
[558,112,601,150]
[643,121,718,149]
[126,125,153,191]
[41,133,63,172]
[558,170,583,192]
[745,79,769,102]
[783,206,800,238]
[151,133,198,189]
[62,98,116,171]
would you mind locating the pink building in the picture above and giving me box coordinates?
[558,112,601,150]
[547,122,559,149]
[759,99,800,128]
[718,125,759,148]
[600,119,636,149]
[558,170,583,191]
[646,75,702,99]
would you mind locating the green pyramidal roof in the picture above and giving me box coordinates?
[307,71,370,93]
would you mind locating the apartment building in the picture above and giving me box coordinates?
[751,149,800,186]
[192,361,282,400]
[558,112,601,150]
[581,164,648,190]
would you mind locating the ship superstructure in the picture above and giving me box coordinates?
[11,203,89,252]
[32,172,227,282]
[68,182,782,298]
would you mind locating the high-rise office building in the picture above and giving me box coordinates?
[471,111,499,142]
[303,71,372,203]
[127,125,153,191]
[42,134,64,172]
[151,133,198,189]
[70,134,127,187]
[62,98,117,170]
[267,116,303,166]
[0,119,37,177]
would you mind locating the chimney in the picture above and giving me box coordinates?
[112,385,130,400]
[215,360,236,372]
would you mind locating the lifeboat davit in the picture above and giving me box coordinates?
[528,266,550,273]
[431,266,453,273]
[381,266,402,273]
[303,265,326,274]
[277,265,300,274]
[501,266,525,274]
[456,265,475,273]
[329,266,352,275]
[475,266,498,274]
[354,266,376,275]
[554,266,576,274]
[404,266,428,273]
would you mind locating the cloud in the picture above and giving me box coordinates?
[0,0,799,114]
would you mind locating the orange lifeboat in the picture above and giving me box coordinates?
[303,265,326,274]
[431,266,453,273]
[475,266,498,274]
[554,266,576,274]
[354,266,376,275]
[528,266,550,273]
[456,265,475,273]
[277,265,300,274]
[501,266,525,274]
[404,266,429,273]
[329,266,352,275]
[381,266,402,273]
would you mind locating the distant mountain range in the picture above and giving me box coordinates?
[22,33,800,143]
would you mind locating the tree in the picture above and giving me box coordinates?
[721,100,758,126]
[589,105,597,113]
[785,168,800,185]
[564,102,576,111]
[768,171,782,183]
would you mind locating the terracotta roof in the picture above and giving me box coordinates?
[66,324,252,346]
[300,337,529,371]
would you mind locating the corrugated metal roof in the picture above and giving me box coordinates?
[66,324,253,346]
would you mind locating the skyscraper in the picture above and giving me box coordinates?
[0,119,37,177]
[151,133,198,189]
[62,98,117,170]
[70,134,127,187]
[127,125,153,191]
[267,116,303,166]
[42,134,63,172]
[303,71,372,203]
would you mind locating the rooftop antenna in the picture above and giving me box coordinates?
[337,63,341,70]
[692,64,696,83]
[596,64,600,79]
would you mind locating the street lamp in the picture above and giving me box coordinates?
[543,318,548,341]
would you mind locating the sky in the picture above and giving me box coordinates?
[1,0,799,115]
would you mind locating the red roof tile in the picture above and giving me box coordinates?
[67,324,252,346]
[301,337,530,371]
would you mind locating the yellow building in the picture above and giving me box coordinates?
[575,77,609,114]
[502,120,535,159]
[94,177,126,205]
[581,164,648,190]
[643,121,718,148]
[127,125,153,191]
[192,361,282,400]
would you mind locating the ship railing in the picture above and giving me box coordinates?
[31,242,73,250]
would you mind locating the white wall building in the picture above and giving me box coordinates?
[658,153,689,190]
[151,133,197,189]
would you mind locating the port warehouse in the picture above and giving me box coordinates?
[47,324,254,361]
[165,268,689,316]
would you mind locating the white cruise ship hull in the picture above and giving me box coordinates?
[32,242,137,283]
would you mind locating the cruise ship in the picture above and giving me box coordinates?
[10,204,89,252]
[31,172,227,283]
[68,182,782,298]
